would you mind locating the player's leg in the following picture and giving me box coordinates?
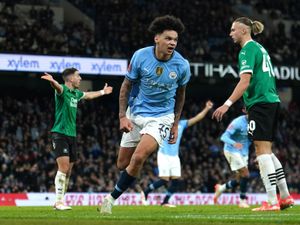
[52,133,72,210]
[271,151,294,209]
[142,151,170,204]
[250,103,283,211]
[64,137,78,194]
[101,134,158,214]
[64,162,74,194]
[214,151,239,204]
[55,156,71,210]
[237,166,249,208]
[141,177,168,205]
[117,147,135,170]
[161,156,181,207]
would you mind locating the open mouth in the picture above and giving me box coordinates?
[167,47,174,52]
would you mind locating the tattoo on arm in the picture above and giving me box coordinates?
[174,85,186,124]
[119,78,132,118]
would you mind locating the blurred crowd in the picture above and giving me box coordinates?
[0,95,299,194]
[0,0,299,65]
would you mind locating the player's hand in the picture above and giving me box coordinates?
[168,124,178,144]
[119,116,133,133]
[212,105,229,122]
[102,83,113,95]
[234,142,243,149]
[205,100,214,109]
[41,72,54,82]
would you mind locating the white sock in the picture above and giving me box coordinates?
[271,153,290,199]
[64,176,70,194]
[55,171,66,203]
[257,154,277,205]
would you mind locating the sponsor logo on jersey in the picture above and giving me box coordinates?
[241,60,247,65]
[70,97,78,108]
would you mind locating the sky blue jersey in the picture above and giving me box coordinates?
[159,120,188,156]
[126,46,191,117]
[220,115,251,156]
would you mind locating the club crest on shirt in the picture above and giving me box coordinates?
[169,71,177,79]
[156,67,163,76]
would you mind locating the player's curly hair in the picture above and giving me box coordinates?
[148,15,185,35]
[234,17,264,36]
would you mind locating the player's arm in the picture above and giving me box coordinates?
[41,72,63,94]
[83,83,113,100]
[226,73,251,105]
[169,85,186,144]
[220,124,243,149]
[187,100,213,127]
[212,74,251,121]
[119,78,133,132]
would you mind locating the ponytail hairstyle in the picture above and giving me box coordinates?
[234,17,264,36]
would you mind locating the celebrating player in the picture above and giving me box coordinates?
[100,15,191,214]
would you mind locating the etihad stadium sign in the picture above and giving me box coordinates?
[190,63,300,81]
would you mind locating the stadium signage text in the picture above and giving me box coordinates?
[0,54,128,75]
[190,63,300,81]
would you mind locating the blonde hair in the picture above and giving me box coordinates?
[234,17,264,36]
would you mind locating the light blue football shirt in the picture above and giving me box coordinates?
[159,120,188,156]
[126,46,191,117]
[220,115,251,156]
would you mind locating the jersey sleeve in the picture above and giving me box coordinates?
[55,84,65,97]
[126,51,140,82]
[220,120,237,145]
[238,48,256,76]
[180,120,189,130]
[76,89,85,101]
[178,59,191,86]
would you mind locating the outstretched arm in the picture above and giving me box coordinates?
[83,83,113,100]
[41,72,63,94]
[212,74,251,121]
[187,100,213,127]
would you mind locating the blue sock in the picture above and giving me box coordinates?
[239,177,249,200]
[111,170,136,199]
[144,179,168,199]
[225,180,238,189]
[162,179,179,204]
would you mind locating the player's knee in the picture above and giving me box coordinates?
[130,154,146,168]
[58,163,70,174]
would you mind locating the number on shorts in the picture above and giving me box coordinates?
[247,120,256,136]
[158,123,170,140]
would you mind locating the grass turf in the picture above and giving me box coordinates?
[0,205,299,225]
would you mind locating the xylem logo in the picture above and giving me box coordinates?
[7,57,39,70]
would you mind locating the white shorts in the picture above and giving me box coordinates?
[224,150,248,171]
[157,152,181,177]
[120,108,174,148]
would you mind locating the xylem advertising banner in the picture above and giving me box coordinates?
[0,54,128,75]
[1,193,300,206]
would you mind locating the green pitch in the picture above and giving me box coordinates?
[0,205,299,225]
